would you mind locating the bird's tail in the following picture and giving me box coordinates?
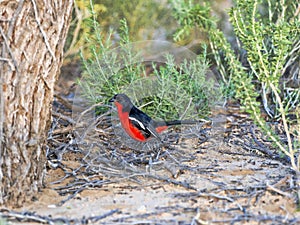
[153,119,202,133]
[154,119,199,127]
[165,120,200,126]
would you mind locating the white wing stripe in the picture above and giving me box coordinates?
[129,116,146,130]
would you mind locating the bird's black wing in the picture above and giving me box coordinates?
[129,106,161,140]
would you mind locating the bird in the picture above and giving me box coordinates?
[109,93,198,142]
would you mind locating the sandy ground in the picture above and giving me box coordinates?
[11,137,298,225]
[2,65,299,225]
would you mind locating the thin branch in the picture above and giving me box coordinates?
[0,208,119,224]
[266,182,293,198]
[269,83,295,169]
[52,111,76,125]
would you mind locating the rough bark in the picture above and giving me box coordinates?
[0,0,73,207]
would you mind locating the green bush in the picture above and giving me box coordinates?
[78,3,220,121]
[170,0,300,171]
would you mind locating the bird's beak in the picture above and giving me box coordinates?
[109,95,116,103]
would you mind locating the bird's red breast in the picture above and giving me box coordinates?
[114,101,147,142]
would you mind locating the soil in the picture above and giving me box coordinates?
[2,64,300,225]
[16,141,298,225]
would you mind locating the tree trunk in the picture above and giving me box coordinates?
[0,0,73,207]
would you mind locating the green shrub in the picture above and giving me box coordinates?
[78,4,220,121]
[170,0,300,171]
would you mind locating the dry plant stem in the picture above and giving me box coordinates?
[75,101,104,123]
[261,83,273,117]
[52,111,76,125]
[282,40,300,74]
[266,182,293,198]
[0,208,119,224]
[256,116,293,165]
[180,97,193,120]
[242,85,293,165]
[269,83,296,169]
[246,0,296,171]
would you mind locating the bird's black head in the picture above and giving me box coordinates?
[109,93,133,109]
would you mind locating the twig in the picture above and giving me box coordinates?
[52,111,76,125]
[147,174,198,191]
[56,179,113,206]
[266,182,293,198]
[0,208,119,225]
[180,97,193,120]
[51,126,74,135]
[75,101,105,124]
[198,192,234,202]
[269,83,296,169]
